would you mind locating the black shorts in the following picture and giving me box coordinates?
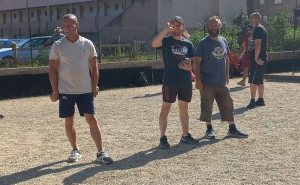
[162,82,192,103]
[59,93,95,118]
[248,59,267,85]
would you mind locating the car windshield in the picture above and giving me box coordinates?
[16,39,30,47]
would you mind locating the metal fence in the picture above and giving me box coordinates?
[0,27,162,68]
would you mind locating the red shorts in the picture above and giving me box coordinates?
[242,54,250,68]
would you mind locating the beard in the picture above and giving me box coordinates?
[208,29,220,37]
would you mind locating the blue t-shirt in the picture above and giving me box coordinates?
[195,36,230,86]
[160,35,195,83]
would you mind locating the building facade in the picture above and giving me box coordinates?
[0,0,247,43]
[248,0,300,22]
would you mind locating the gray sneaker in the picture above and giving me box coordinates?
[205,128,216,139]
[96,152,113,164]
[227,129,248,138]
[67,149,82,162]
[237,80,246,86]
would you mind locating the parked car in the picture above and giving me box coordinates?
[0,36,51,63]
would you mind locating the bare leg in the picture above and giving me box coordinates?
[178,100,189,135]
[65,116,78,150]
[85,114,103,152]
[242,67,249,82]
[250,83,257,99]
[159,102,172,137]
[258,84,264,98]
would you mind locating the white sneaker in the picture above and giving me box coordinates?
[237,80,246,86]
[67,149,82,162]
[96,152,113,164]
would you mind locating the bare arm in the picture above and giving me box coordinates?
[89,56,99,97]
[238,42,246,56]
[226,55,230,84]
[49,59,59,102]
[42,39,51,47]
[152,20,174,48]
[255,39,262,61]
[194,56,203,90]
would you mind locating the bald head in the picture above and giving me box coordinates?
[63,14,78,23]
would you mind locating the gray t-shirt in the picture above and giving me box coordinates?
[195,36,230,86]
[50,34,65,42]
[49,36,97,94]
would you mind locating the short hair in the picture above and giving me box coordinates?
[251,12,261,22]
[62,14,78,23]
[206,16,222,27]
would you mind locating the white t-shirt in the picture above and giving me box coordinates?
[49,36,97,94]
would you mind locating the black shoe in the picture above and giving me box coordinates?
[246,101,256,109]
[180,133,199,144]
[159,136,170,149]
[256,99,265,106]
[227,129,248,138]
[205,128,216,139]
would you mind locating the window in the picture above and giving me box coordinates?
[89,7,93,13]
[260,0,264,5]
[263,16,268,22]
[275,0,282,4]
[115,4,119,10]
[45,11,47,16]
[72,8,76,14]
[122,3,125,9]
[14,14,16,19]
[66,9,70,14]
[31,12,34,18]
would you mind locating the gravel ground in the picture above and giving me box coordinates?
[0,74,299,185]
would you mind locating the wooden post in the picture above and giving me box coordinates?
[12,43,18,68]
[132,40,136,61]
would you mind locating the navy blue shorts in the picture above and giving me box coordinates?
[59,93,95,118]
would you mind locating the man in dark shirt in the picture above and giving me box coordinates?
[246,13,268,109]
[152,16,198,149]
[195,16,248,139]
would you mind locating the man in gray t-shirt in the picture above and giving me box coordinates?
[49,14,113,164]
[194,16,248,139]
[42,27,65,47]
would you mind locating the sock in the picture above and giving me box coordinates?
[182,134,188,137]
[251,99,255,103]
[258,98,264,101]
[97,151,103,155]
[73,148,79,151]
[207,124,213,130]
[229,124,236,131]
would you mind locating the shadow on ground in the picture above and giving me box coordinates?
[132,92,162,99]
[0,137,235,184]
[264,74,300,83]
[230,86,249,92]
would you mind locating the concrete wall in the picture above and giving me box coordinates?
[219,0,247,21]
[99,0,158,43]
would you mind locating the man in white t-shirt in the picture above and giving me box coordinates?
[49,14,113,164]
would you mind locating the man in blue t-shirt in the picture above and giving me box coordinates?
[194,16,248,139]
[152,16,198,149]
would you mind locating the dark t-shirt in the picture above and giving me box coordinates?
[248,24,268,61]
[195,36,230,86]
[160,35,195,83]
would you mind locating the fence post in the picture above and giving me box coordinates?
[132,40,137,61]
[12,43,18,68]
[99,41,102,63]
[19,29,21,39]
[155,26,158,60]
[0,29,3,39]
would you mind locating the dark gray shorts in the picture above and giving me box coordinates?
[162,82,192,103]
